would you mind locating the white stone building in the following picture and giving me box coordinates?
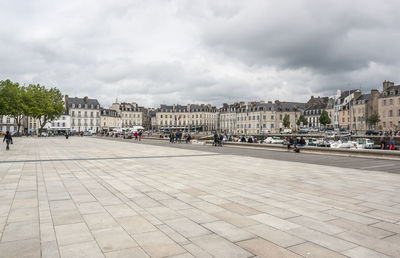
[66,95,101,133]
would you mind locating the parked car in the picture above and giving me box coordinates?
[282,129,292,134]
[264,137,284,144]
[355,138,374,149]
[365,130,380,136]
[41,132,48,137]
[307,138,321,146]
[330,140,357,149]
[299,128,309,134]
[261,130,271,134]
[83,131,93,136]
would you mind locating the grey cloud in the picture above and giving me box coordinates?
[1,0,400,108]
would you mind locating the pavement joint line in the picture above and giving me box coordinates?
[0,153,225,164]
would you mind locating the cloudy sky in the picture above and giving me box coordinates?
[1,0,399,107]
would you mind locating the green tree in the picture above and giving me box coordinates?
[28,84,65,135]
[366,113,380,129]
[283,114,290,128]
[319,110,331,127]
[296,114,308,127]
[0,80,31,134]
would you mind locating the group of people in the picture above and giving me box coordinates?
[213,132,225,146]
[240,136,258,143]
[380,137,396,150]
[169,131,191,144]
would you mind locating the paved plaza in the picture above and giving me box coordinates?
[1,137,400,258]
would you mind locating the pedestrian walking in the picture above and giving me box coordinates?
[389,137,395,150]
[134,131,138,141]
[186,134,191,144]
[3,131,13,150]
[138,130,142,142]
[380,137,387,150]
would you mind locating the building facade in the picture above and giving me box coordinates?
[0,115,18,133]
[44,113,71,134]
[333,89,361,129]
[110,102,143,128]
[378,81,400,132]
[100,109,121,132]
[274,101,306,132]
[154,104,217,132]
[66,95,101,133]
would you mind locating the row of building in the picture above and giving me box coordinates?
[1,81,399,134]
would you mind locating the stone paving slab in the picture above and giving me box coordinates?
[0,137,400,257]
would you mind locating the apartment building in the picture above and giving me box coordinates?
[219,103,241,134]
[333,89,361,129]
[100,109,121,132]
[0,115,18,133]
[235,102,277,135]
[110,102,143,128]
[304,97,333,129]
[154,104,217,132]
[66,95,101,132]
[378,81,400,132]
[274,101,306,132]
[44,112,71,134]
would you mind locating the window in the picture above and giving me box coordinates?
[263,115,266,120]
[271,124,274,128]
[263,124,266,128]
[6,117,10,123]
[389,110,393,117]
[271,115,274,120]
[390,99,393,105]
[383,100,386,106]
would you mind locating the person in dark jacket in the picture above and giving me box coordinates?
[380,137,387,150]
[3,131,13,150]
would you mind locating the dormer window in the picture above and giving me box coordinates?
[72,104,75,108]
[85,104,88,109]
[78,104,81,108]
[91,104,93,109]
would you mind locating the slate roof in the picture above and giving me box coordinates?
[67,97,100,109]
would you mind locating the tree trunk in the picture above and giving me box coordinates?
[39,116,48,136]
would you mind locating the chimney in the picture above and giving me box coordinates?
[354,90,361,100]
[84,96,88,103]
[259,100,265,104]
[65,95,69,104]
[383,81,394,92]
[268,101,272,104]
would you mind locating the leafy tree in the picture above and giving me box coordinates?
[28,84,65,134]
[366,113,380,129]
[283,114,290,128]
[319,110,331,127]
[296,114,308,127]
[0,80,31,134]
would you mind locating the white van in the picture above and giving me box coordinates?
[282,128,292,134]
